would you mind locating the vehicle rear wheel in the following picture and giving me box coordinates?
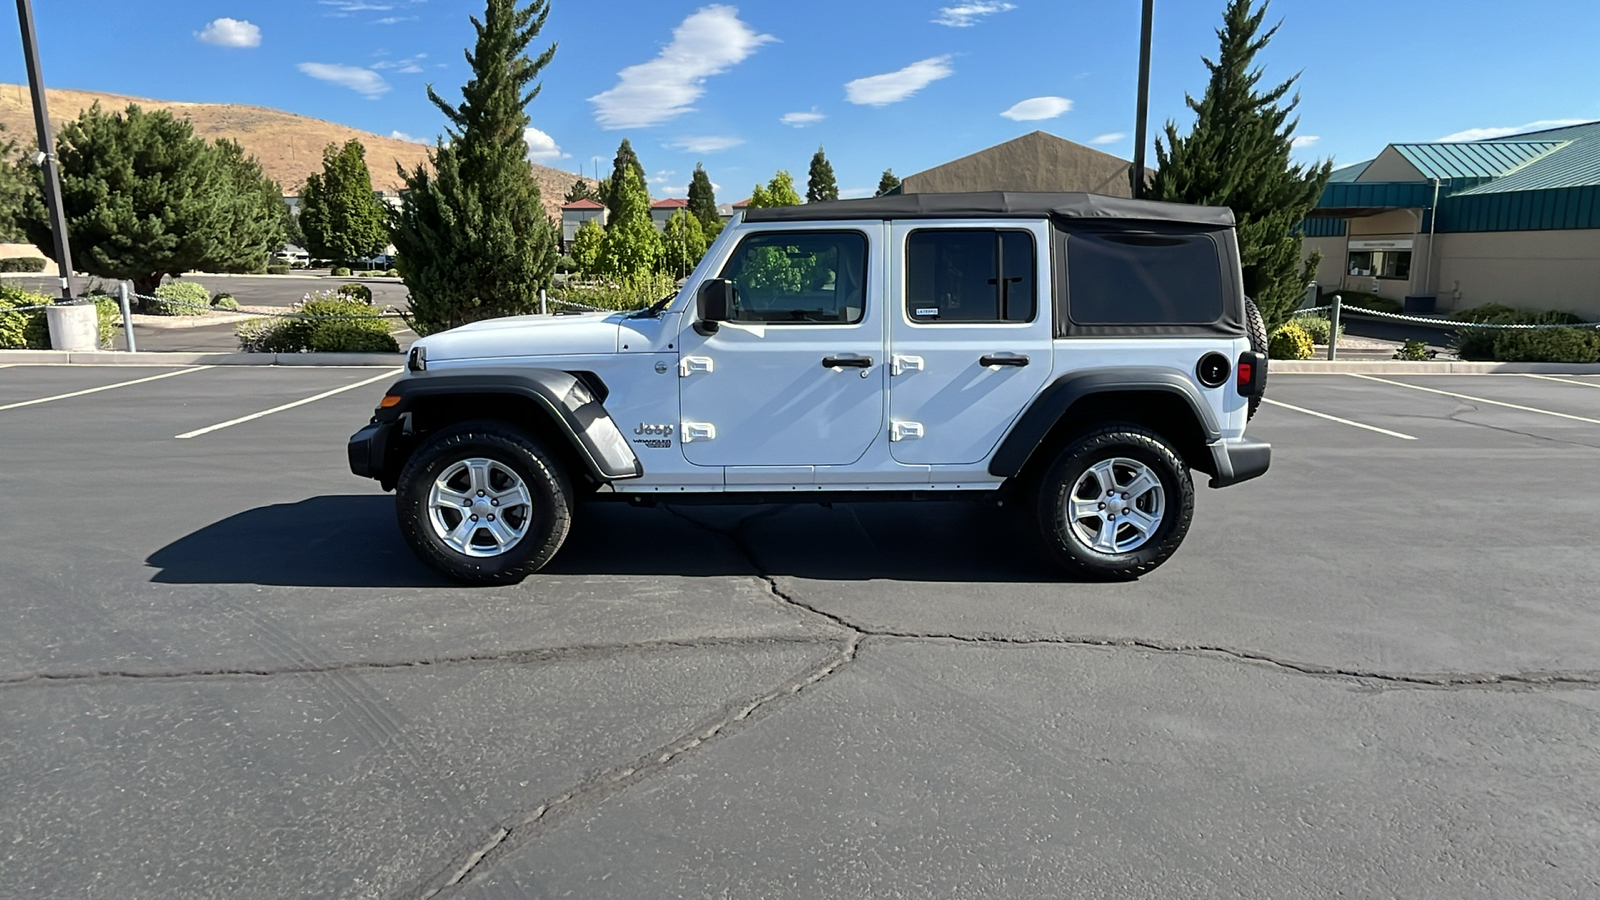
[1244,297,1268,420]
[1036,423,1194,580]
[396,421,573,585]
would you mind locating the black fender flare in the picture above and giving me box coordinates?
[357,368,642,483]
[988,367,1221,478]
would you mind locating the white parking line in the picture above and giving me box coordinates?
[1351,374,1600,425]
[175,368,401,439]
[0,366,212,412]
[1261,398,1417,440]
[1524,373,1600,389]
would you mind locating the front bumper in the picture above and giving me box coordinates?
[1207,438,1271,488]
[348,421,395,481]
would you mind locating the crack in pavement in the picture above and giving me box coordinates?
[0,634,831,688]
[1441,406,1600,450]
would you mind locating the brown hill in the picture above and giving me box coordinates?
[0,84,589,223]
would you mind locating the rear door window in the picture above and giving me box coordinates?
[1066,232,1223,325]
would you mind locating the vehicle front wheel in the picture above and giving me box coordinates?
[1036,423,1194,580]
[395,421,574,585]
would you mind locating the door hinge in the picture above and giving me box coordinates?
[890,421,924,442]
[681,422,717,442]
[891,355,925,376]
[679,356,714,377]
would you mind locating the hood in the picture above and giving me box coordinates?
[416,312,623,361]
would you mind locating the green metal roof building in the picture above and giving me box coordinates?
[1302,121,1600,317]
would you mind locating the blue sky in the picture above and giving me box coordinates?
[5,0,1600,200]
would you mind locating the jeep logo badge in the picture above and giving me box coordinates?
[635,423,675,436]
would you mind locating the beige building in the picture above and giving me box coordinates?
[898,131,1143,197]
[1302,121,1600,318]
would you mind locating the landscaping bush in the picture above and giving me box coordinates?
[212,296,240,311]
[266,264,291,276]
[1268,322,1314,360]
[1393,339,1437,361]
[384,268,400,278]
[1289,312,1343,346]
[332,266,353,277]
[1323,290,1403,315]
[235,317,296,353]
[555,255,577,274]
[149,281,211,316]
[0,285,51,349]
[0,257,48,273]
[548,272,678,312]
[1452,303,1582,326]
[308,319,399,353]
[335,282,373,304]
[1485,328,1600,363]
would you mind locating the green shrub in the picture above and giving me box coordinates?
[332,266,353,277]
[384,268,400,278]
[1324,290,1403,315]
[1452,303,1582,326]
[549,272,678,312]
[0,257,48,273]
[93,297,118,347]
[1289,313,1344,346]
[555,255,577,273]
[0,285,51,349]
[235,318,297,353]
[335,282,373,304]
[249,293,388,352]
[1485,328,1600,363]
[267,264,291,275]
[308,319,399,353]
[1268,322,1314,360]
[1393,339,1437,361]
[212,296,240,311]
[149,281,212,316]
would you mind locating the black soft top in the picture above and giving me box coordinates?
[741,191,1235,227]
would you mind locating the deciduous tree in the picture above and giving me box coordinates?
[596,165,660,280]
[659,208,707,277]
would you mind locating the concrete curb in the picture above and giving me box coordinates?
[1271,360,1600,375]
[1,350,402,367]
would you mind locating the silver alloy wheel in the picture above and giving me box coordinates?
[427,458,534,558]
[1066,457,1166,555]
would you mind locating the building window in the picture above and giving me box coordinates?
[905,230,1036,323]
[1348,250,1412,280]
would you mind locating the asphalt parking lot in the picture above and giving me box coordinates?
[2,363,1598,899]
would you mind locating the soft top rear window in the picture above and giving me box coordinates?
[1066,231,1224,326]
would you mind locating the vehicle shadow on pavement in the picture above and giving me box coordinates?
[145,495,452,587]
[146,496,1062,586]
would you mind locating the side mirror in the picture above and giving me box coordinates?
[695,278,734,335]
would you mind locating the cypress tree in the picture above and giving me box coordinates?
[391,0,561,334]
[806,147,838,203]
[604,138,648,223]
[687,163,718,231]
[203,139,287,273]
[596,165,660,280]
[1149,0,1331,327]
[299,140,389,263]
[875,168,901,197]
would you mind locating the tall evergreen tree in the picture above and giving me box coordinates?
[604,138,648,223]
[299,140,390,263]
[687,163,718,230]
[569,217,604,275]
[0,124,33,242]
[1148,0,1331,327]
[806,147,838,203]
[596,165,660,280]
[391,0,561,334]
[563,177,595,203]
[18,103,270,295]
[875,168,901,197]
[202,139,287,273]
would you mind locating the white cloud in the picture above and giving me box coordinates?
[390,130,428,144]
[1291,135,1320,149]
[1436,119,1587,142]
[933,2,1016,27]
[196,18,261,48]
[524,127,567,162]
[845,55,954,107]
[298,63,391,98]
[590,5,775,130]
[780,109,825,127]
[666,135,745,153]
[1000,96,1072,121]
[1089,132,1124,145]
[375,16,418,24]
[320,1,393,10]
[372,53,427,73]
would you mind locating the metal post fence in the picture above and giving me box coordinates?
[117,282,136,352]
[1327,294,1342,361]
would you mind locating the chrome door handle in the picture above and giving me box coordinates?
[822,356,873,368]
[979,354,1030,367]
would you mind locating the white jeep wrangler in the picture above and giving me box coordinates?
[348,192,1271,585]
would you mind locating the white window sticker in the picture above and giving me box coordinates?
[915,307,940,317]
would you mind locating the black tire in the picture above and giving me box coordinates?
[1244,297,1268,420]
[395,421,574,585]
[1035,423,1195,580]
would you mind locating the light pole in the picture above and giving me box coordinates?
[1131,0,1153,200]
[15,0,75,300]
